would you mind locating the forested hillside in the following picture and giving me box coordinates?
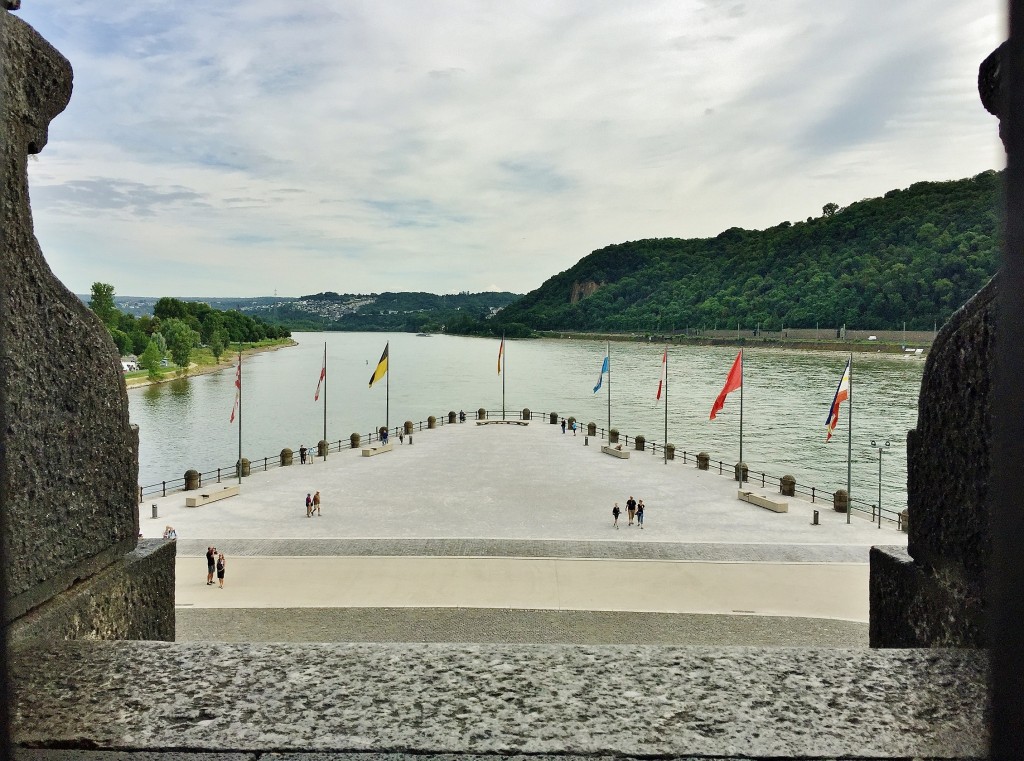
[494,170,1001,333]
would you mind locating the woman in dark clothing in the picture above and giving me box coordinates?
[217,553,226,589]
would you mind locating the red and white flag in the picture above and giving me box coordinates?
[824,358,851,441]
[497,336,505,375]
[314,358,326,401]
[656,349,667,400]
[709,350,742,420]
[229,357,241,423]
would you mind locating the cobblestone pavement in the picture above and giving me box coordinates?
[176,607,868,647]
[176,538,869,563]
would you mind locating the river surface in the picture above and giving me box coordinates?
[129,332,924,512]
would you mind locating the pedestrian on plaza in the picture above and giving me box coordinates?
[561,419,567,434]
[571,420,577,436]
[399,430,404,444]
[299,444,307,464]
[636,499,645,529]
[612,502,621,529]
[305,492,313,517]
[216,553,226,589]
[313,490,321,516]
[206,546,216,585]
[626,496,637,526]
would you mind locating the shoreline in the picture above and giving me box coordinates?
[124,339,297,390]
[535,331,931,355]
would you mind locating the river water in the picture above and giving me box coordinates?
[129,332,924,512]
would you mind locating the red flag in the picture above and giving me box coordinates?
[314,360,326,401]
[497,336,505,375]
[709,351,742,420]
[656,349,667,400]
[229,358,241,423]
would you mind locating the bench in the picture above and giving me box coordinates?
[476,420,530,426]
[601,445,630,459]
[737,490,788,513]
[185,484,240,508]
[361,442,393,457]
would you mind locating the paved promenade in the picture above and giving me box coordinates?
[142,420,905,642]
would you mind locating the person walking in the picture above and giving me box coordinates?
[571,420,577,436]
[636,500,645,529]
[313,490,321,516]
[305,493,313,517]
[561,419,567,434]
[612,502,621,529]
[299,444,307,464]
[626,496,637,526]
[216,553,226,589]
[206,546,216,585]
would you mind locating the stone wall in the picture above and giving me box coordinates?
[0,11,169,639]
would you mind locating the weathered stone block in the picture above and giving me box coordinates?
[1,12,139,622]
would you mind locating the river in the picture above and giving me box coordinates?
[129,331,925,512]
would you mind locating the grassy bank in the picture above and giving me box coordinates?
[124,338,297,389]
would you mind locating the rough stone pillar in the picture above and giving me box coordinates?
[448,411,457,424]
[317,440,328,458]
[521,407,530,420]
[587,422,597,436]
[666,444,675,460]
[236,458,251,478]
[427,416,436,429]
[350,433,361,449]
[184,470,200,491]
[833,489,849,514]
[634,435,645,451]
[549,412,558,424]
[697,452,710,470]
[280,448,293,466]
[477,408,486,420]
[609,429,620,444]
[404,420,414,434]
[781,475,796,496]
[734,462,748,482]
[0,11,172,639]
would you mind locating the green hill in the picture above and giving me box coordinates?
[494,170,1001,333]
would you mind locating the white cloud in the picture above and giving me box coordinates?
[19,0,1005,297]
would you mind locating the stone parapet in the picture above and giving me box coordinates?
[7,539,175,645]
[11,642,987,758]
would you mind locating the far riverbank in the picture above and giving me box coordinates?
[124,339,297,390]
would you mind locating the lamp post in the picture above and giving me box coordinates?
[870,440,890,528]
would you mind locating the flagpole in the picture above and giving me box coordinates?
[502,333,506,420]
[739,349,744,488]
[664,347,669,465]
[237,345,242,486]
[607,341,611,435]
[847,352,853,524]
[322,341,327,459]
[386,344,390,434]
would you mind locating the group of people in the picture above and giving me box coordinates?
[305,490,321,517]
[298,444,317,464]
[205,546,226,588]
[611,495,646,529]
[560,418,577,435]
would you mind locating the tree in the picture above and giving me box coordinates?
[89,282,119,328]
[139,340,162,380]
[822,202,839,217]
[160,318,200,370]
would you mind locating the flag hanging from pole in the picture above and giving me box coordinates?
[229,357,241,423]
[656,349,667,400]
[593,355,609,393]
[314,356,326,401]
[825,358,851,441]
[497,336,505,375]
[368,343,389,388]
[709,351,742,420]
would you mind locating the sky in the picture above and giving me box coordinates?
[18,1,1006,298]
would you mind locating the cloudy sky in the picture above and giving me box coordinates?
[19,1,1005,298]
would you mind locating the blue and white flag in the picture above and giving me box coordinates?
[593,355,609,393]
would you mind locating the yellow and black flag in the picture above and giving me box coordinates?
[369,343,389,388]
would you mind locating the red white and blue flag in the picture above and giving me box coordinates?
[824,358,851,441]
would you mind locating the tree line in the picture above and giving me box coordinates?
[88,284,290,377]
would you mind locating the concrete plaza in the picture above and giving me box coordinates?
[143,419,906,642]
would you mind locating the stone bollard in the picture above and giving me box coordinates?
[280,448,293,467]
[697,452,710,470]
[478,408,486,420]
[378,426,388,441]
[318,439,328,458]
[550,412,558,425]
[404,421,414,434]
[666,444,675,460]
[350,432,361,449]
[448,411,457,424]
[236,458,250,478]
[522,407,531,420]
[428,415,436,429]
[634,435,646,452]
[567,416,576,430]
[833,488,849,514]
[780,474,796,496]
[587,422,597,436]
[899,508,909,533]
[184,469,200,491]
[734,462,748,482]
[609,429,620,444]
